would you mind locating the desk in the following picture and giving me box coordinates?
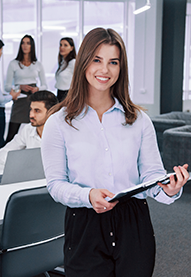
[0,179,47,220]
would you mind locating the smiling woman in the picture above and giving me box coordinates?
[41,27,189,277]
[85,44,120,121]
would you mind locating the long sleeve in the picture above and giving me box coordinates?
[5,60,47,91]
[41,100,183,209]
[5,61,15,92]
[41,114,92,209]
[0,90,12,106]
[37,62,47,91]
[134,112,182,204]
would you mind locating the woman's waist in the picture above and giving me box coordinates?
[17,83,36,95]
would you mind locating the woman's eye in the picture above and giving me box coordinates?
[93,59,100,63]
[110,61,118,65]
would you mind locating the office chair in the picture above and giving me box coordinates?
[0,186,66,277]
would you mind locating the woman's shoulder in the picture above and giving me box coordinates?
[33,60,42,67]
[68,59,76,66]
[47,107,66,124]
[8,59,19,68]
[136,109,153,124]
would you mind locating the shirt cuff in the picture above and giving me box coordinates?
[80,187,93,208]
[154,186,182,204]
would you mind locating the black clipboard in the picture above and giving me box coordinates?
[109,172,179,203]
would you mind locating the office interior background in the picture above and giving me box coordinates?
[0,0,191,121]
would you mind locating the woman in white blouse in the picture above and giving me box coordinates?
[0,39,20,148]
[55,37,76,102]
[5,34,47,142]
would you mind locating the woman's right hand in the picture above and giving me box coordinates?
[10,88,20,100]
[89,188,118,213]
[20,84,33,92]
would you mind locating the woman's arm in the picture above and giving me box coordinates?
[36,62,47,91]
[41,114,92,208]
[5,61,14,92]
[0,90,12,105]
[137,112,189,203]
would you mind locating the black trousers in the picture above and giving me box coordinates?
[0,107,5,148]
[5,122,21,143]
[64,198,155,277]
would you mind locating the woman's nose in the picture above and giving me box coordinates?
[100,63,108,73]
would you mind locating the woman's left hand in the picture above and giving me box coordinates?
[30,86,39,94]
[158,164,189,197]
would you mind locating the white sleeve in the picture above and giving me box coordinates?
[37,62,47,91]
[41,115,92,208]
[0,90,12,105]
[5,61,14,92]
[136,113,181,204]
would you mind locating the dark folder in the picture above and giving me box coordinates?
[109,172,191,203]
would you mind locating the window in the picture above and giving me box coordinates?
[84,1,124,37]
[183,3,191,100]
[2,0,36,77]
[42,0,80,92]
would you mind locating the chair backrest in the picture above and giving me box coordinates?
[0,186,67,277]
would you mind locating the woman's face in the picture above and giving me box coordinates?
[85,43,120,96]
[21,37,31,55]
[59,39,73,58]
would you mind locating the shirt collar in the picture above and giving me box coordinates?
[79,97,125,118]
[108,98,125,113]
[29,126,40,138]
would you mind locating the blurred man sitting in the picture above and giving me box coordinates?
[0,90,58,174]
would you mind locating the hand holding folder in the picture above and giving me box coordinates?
[109,172,191,203]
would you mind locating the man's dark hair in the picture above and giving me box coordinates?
[29,90,58,111]
[0,40,4,49]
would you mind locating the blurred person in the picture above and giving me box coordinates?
[55,37,76,102]
[0,39,20,148]
[5,34,47,143]
[41,28,189,277]
[0,90,58,174]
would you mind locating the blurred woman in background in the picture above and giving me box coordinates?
[55,37,76,102]
[5,34,47,142]
[0,39,20,148]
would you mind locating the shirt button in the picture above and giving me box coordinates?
[110,232,113,236]
[105,148,109,151]
[109,172,112,176]
[101,127,104,131]
[112,242,115,246]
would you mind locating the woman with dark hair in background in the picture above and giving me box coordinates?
[0,39,20,147]
[41,28,189,277]
[55,37,76,102]
[5,34,47,142]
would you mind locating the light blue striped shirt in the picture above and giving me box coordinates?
[0,88,12,108]
[41,98,181,208]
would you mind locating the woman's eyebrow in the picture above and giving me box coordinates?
[95,55,120,61]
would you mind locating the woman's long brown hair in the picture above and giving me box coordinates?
[48,27,142,126]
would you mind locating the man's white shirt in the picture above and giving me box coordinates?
[0,123,41,174]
